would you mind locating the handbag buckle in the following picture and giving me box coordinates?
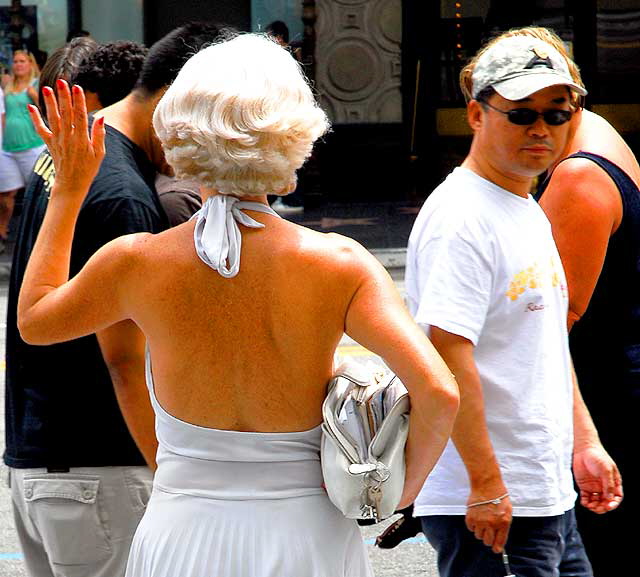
[369,463,390,484]
[348,463,378,475]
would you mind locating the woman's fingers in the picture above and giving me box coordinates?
[72,84,89,138]
[27,104,52,144]
[41,85,61,136]
[30,81,105,193]
[39,81,99,152]
[56,79,74,135]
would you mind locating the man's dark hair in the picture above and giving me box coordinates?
[38,36,98,115]
[135,21,228,97]
[74,41,149,107]
[266,20,289,44]
[474,86,497,104]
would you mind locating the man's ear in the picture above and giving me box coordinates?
[467,99,484,132]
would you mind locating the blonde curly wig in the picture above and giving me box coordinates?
[153,33,330,197]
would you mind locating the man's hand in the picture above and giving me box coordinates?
[574,446,622,514]
[465,490,512,553]
[427,326,511,553]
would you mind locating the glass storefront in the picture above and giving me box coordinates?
[0,0,144,74]
[437,0,640,106]
[426,0,640,191]
[438,0,576,105]
[0,0,67,71]
[3,0,640,201]
[251,0,303,42]
[82,0,143,44]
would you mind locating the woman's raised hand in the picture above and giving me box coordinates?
[28,79,105,202]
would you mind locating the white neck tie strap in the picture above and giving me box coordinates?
[192,195,280,278]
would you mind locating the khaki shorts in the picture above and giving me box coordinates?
[9,465,153,577]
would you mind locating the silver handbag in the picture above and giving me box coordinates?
[321,361,410,522]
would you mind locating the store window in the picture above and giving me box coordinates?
[251,0,303,42]
[82,0,143,44]
[438,0,575,106]
[0,0,67,70]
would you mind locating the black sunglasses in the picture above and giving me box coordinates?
[479,99,572,126]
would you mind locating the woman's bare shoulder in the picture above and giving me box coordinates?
[291,225,380,274]
[105,230,157,255]
[91,231,162,274]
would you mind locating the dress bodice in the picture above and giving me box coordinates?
[145,353,323,499]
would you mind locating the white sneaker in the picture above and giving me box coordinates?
[272,198,303,215]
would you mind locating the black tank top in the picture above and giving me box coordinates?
[539,151,640,462]
[540,152,640,575]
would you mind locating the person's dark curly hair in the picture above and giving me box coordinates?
[73,40,149,107]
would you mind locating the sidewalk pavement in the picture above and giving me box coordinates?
[0,200,418,283]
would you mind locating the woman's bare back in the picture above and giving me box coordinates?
[125,208,363,432]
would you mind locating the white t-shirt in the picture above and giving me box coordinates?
[406,167,576,517]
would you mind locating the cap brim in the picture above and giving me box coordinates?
[492,73,587,101]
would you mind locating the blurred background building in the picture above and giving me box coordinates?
[1,0,640,205]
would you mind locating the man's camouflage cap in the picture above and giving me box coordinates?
[472,36,587,101]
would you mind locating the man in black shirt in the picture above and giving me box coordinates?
[4,22,224,577]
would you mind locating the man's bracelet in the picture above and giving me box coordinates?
[467,492,509,508]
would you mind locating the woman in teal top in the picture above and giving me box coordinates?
[4,85,44,151]
[0,50,45,250]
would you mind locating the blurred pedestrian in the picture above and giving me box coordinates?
[4,22,226,577]
[0,85,4,154]
[0,50,44,250]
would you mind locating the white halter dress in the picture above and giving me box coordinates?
[125,196,373,577]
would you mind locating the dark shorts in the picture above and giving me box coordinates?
[420,509,593,577]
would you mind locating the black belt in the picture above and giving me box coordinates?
[46,466,70,473]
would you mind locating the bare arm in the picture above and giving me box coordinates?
[571,363,622,514]
[540,161,624,514]
[98,321,158,470]
[429,326,511,553]
[344,244,459,508]
[16,82,125,344]
[539,160,621,330]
